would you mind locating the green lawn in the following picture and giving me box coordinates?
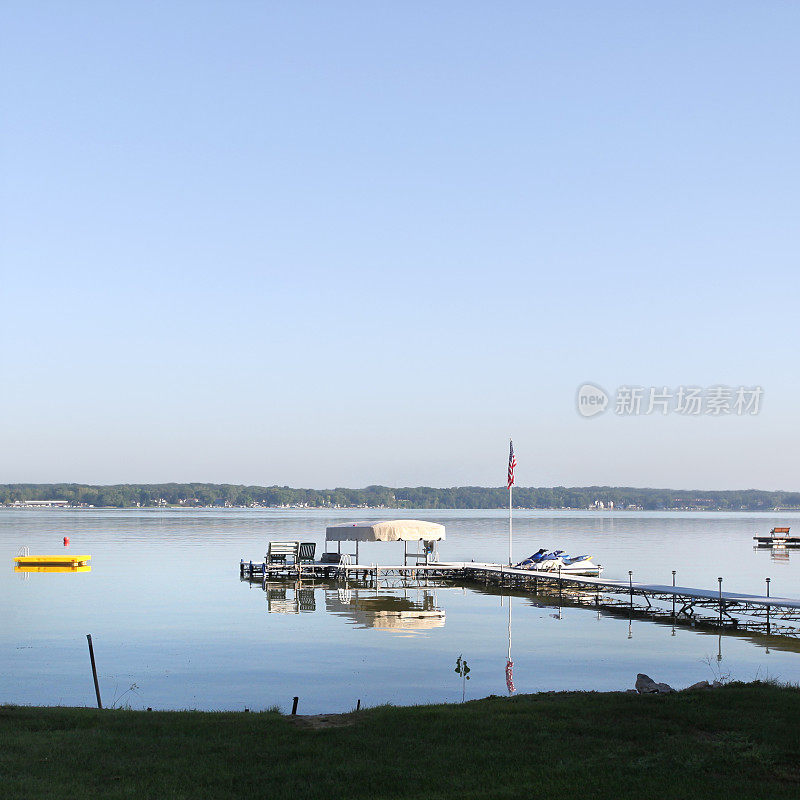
[2,683,798,800]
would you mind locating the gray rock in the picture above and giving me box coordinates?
[655,682,675,694]
[635,673,660,694]
[625,689,638,694]
[686,680,711,691]
[712,680,723,688]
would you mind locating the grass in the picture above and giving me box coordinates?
[2,682,799,799]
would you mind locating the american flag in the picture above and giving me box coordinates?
[507,440,516,489]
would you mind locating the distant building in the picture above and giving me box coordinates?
[12,499,69,507]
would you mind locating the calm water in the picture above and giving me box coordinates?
[3,508,800,713]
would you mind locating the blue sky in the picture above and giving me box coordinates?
[1,2,798,489]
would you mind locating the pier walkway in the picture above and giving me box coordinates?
[239,558,800,637]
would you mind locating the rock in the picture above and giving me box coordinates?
[634,674,674,694]
[686,680,711,691]
[635,673,660,694]
[712,680,723,688]
[625,689,638,694]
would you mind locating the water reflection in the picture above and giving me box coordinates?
[770,547,790,563]
[325,588,445,633]
[467,582,800,656]
[262,581,447,631]
[14,565,91,573]
[753,543,795,563]
[265,582,316,613]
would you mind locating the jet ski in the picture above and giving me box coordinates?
[513,549,601,577]
[512,549,547,569]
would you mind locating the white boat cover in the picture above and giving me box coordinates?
[325,519,445,543]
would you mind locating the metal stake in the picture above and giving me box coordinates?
[718,577,723,626]
[86,634,102,709]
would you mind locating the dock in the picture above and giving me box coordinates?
[240,558,800,638]
[754,526,800,547]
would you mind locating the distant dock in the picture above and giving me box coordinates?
[754,526,800,547]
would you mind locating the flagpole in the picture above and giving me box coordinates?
[509,482,513,566]
[508,436,513,566]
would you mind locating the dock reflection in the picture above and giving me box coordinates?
[264,582,316,613]
[754,545,793,563]
[259,580,446,632]
[14,565,91,573]
[325,588,445,632]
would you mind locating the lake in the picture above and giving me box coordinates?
[3,508,800,714]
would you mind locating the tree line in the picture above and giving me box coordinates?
[1,483,799,510]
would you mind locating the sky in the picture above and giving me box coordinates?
[1,2,799,490]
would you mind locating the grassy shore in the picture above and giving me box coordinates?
[2,683,799,800]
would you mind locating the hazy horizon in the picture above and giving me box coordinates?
[2,480,799,494]
[2,3,798,490]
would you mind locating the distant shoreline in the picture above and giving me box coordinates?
[2,483,799,513]
[4,505,800,514]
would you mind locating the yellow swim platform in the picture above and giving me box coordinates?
[14,555,91,567]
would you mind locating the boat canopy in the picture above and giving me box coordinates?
[325,520,445,543]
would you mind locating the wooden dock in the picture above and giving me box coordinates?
[240,558,800,638]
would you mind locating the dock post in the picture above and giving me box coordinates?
[718,577,723,626]
[766,577,771,634]
[558,565,563,603]
[671,570,676,617]
[628,571,633,610]
[291,696,299,715]
[86,634,102,709]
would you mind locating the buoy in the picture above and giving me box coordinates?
[63,537,70,546]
